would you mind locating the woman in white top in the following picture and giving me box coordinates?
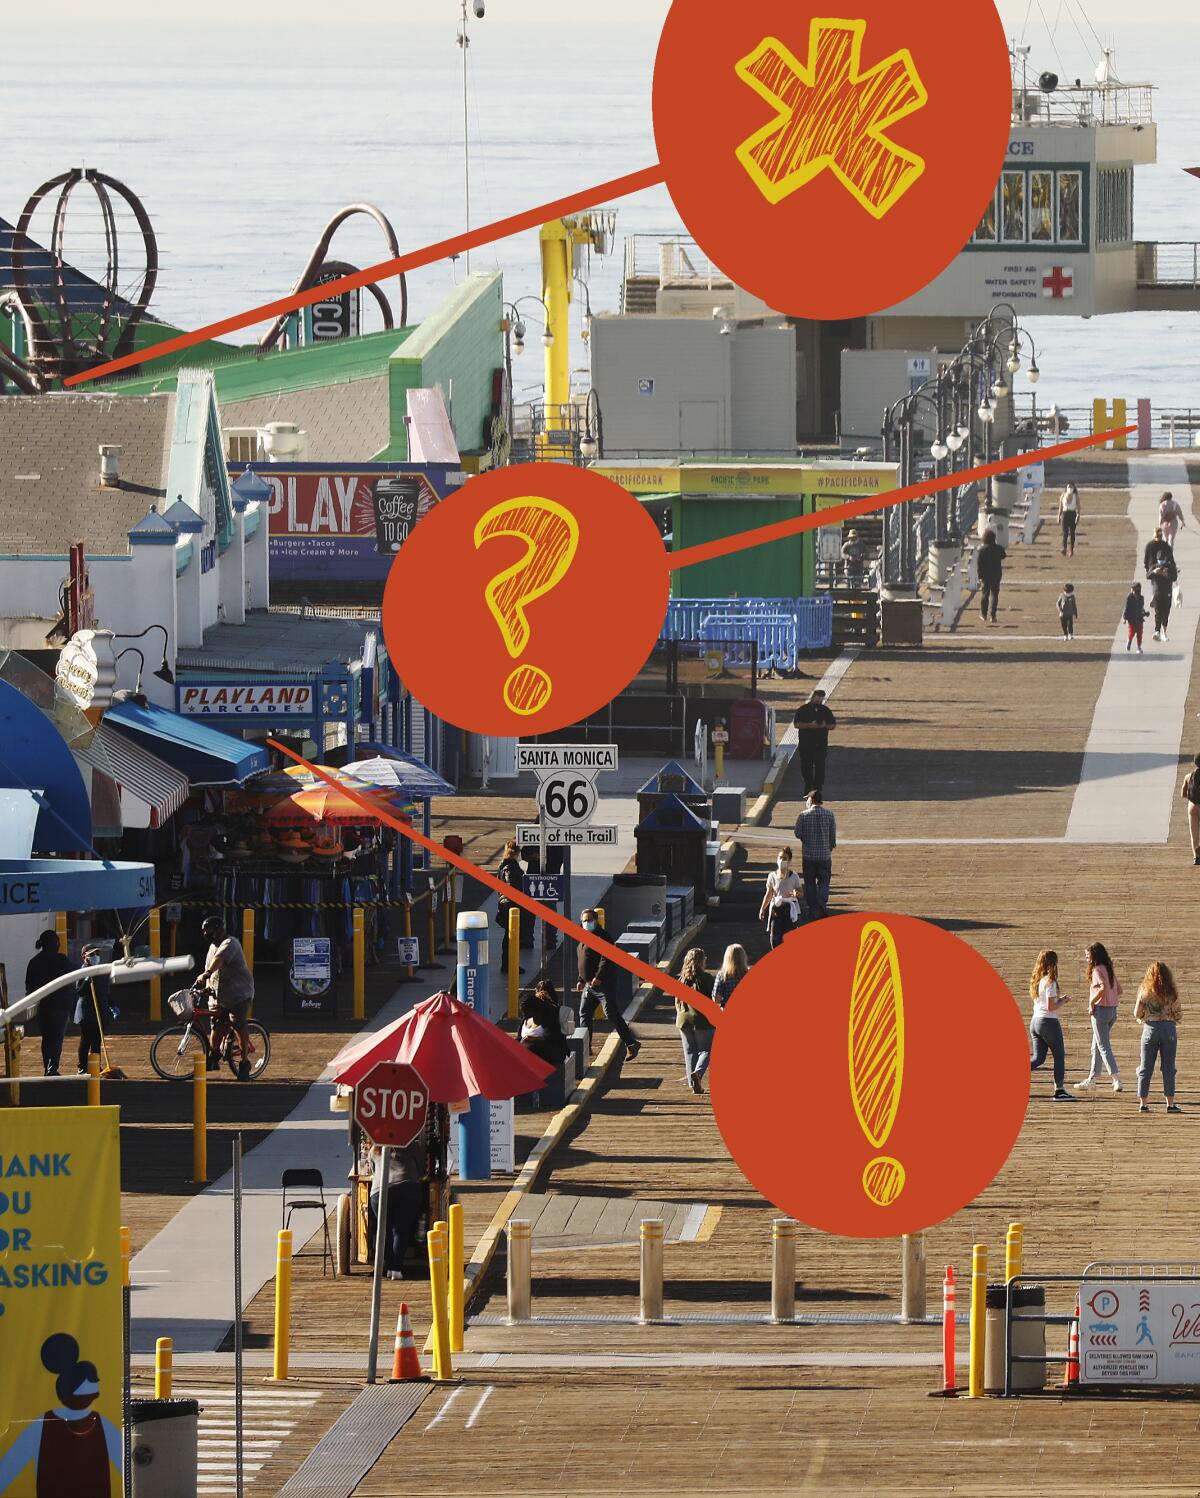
[1029,949,1076,1102]
[1059,483,1080,557]
[1074,942,1122,1092]
[759,847,803,950]
[1159,490,1186,549]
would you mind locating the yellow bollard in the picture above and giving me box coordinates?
[87,1053,101,1107]
[443,875,454,948]
[507,907,521,1022]
[968,1243,987,1398]
[120,1225,131,1287]
[595,906,605,930]
[353,907,365,1022]
[155,1336,173,1399]
[242,908,255,977]
[192,1053,207,1184]
[427,1228,453,1380]
[402,899,415,981]
[148,907,162,1022]
[273,1229,292,1380]
[448,1202,465,1354]
[427,893,438,966]
[1005,1222,1024,1285]
[54,911,68,949]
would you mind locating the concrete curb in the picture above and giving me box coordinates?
[459,913,709,1317]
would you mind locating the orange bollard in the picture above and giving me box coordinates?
[941,1266,956,1394]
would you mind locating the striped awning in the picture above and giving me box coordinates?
[76,724,191,829]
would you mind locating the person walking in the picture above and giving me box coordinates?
[74,945,115,1076]
[758,847,803,949]
[1159,491,1186,549]
[1057,583,1079,641]
[1124,581,1148,654]
[1144,527,1173,579]
[1059,481,1081,557]
[1149,547,1178,643]
[1182,753,1200,865]
[792,688,837,793]
[1029,949,1076,1102]
[712,944,750,1009]
[675,947,716,1095]
[1074,942,1122,1092]
[977,529,1006,623]
[1134,960,1182,1113]
[495,840,524,973]
[25,930,75,1077]
[577,910,640,1058]
[795,790,837,920]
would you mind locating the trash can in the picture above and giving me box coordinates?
[984,1284,1046,1393]
[130,1397,200,1497]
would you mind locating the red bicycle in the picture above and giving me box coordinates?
[150,986,271,1081]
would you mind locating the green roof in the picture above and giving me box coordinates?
[107,324,416,402]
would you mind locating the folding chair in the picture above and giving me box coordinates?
[281,1168,335,1277]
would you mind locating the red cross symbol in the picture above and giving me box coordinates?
[1042,266,1074,299]
[735,21,928,218]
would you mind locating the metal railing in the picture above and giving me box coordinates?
[623,234,731,288]
[1013,82,1154,128]
[1137,241,1200,289]
[661,597,832,652]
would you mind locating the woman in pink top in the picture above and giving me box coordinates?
[1075,942,1122,1092]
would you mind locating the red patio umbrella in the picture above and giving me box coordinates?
[330,991,553,1100]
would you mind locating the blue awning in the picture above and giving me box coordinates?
[104,699,270,788]
[0,858,155,913]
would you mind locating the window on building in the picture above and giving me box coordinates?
[974,192,997,242]
[1030,172,1054,241]
[1001,172,1026,241]
[1097,166,1133,244]
[1057,170,1083,244]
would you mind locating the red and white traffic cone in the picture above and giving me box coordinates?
[1064,1298,1080,1387]
[391,1303,423,1381]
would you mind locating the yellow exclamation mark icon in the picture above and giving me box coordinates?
[848,920,906,1207]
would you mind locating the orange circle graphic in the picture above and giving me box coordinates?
[383,464,670,737]
[709,913,1029,1237]
[652,0,1013,319]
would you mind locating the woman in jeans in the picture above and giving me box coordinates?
[1074,942,1122,1092]
[675,948,716,1096]
[758,848,803,949]
[1029,949,1076,1102]
[712,944,750,1009]
[1134,961,1182,1113]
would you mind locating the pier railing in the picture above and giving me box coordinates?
[1013,81,1154,128]
[623,234,731,289]
[1136,241,1200,289]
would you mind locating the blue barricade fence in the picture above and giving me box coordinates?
[701,613,798,670]
[661,597,832,652]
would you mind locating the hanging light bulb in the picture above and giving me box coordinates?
[1007,349,1021,374]
[1027,360,1041,385]
[946,427,965,452]
[978,400,994,425]
[541,328,554,349]
[930,437,949,461]
[992,375,1010,399]
[579,432,598,461]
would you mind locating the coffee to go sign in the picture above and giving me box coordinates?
[178,683,314,717]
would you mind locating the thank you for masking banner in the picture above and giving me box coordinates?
[0,1106,123,1496]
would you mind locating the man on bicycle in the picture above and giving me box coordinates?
[199,916,255,1080]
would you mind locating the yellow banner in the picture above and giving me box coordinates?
[0,1106,123,1498]
[678,463,899,497]
[591,464,681,494]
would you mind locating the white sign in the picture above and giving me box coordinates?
[907,354,932,393]
[179,682,314,716]
[536,772,598,830]
[396,937,420,966]
[516,744,618,773]
[638,378,655,397]
[447,1096,515,1173]
[515,823,618,846]
[56,629,117,714]
[1080,1281,1200,1385]
[1021,461,1045,493]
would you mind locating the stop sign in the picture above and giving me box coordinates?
[353,1061,430,1147]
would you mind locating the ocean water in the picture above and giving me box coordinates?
[3,15,1199,417]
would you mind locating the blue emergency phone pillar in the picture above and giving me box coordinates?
[456,911,491,1180]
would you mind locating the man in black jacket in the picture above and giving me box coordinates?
[25,930,76,1076]
[576,910,640,1057]
[793,688,836,794]
[977,529,1005,623]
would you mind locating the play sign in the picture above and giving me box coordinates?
[353,1061,429,1147]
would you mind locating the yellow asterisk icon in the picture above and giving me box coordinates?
[735,20,928,219]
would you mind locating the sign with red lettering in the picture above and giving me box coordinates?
[245,464,464,583]
[178,682,314,718]
[1080,1281,1200,1385]
[353,1061,429,1148]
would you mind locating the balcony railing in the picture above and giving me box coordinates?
[1012,82,1154,128]
[623,234,732,288]
[1136,242,1200,289]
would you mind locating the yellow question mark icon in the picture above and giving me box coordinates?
[474,496,581,716]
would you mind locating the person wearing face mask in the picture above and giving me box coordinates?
[576,909,641,1059]
[74,944,116,1075]
[758,847,802,948]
